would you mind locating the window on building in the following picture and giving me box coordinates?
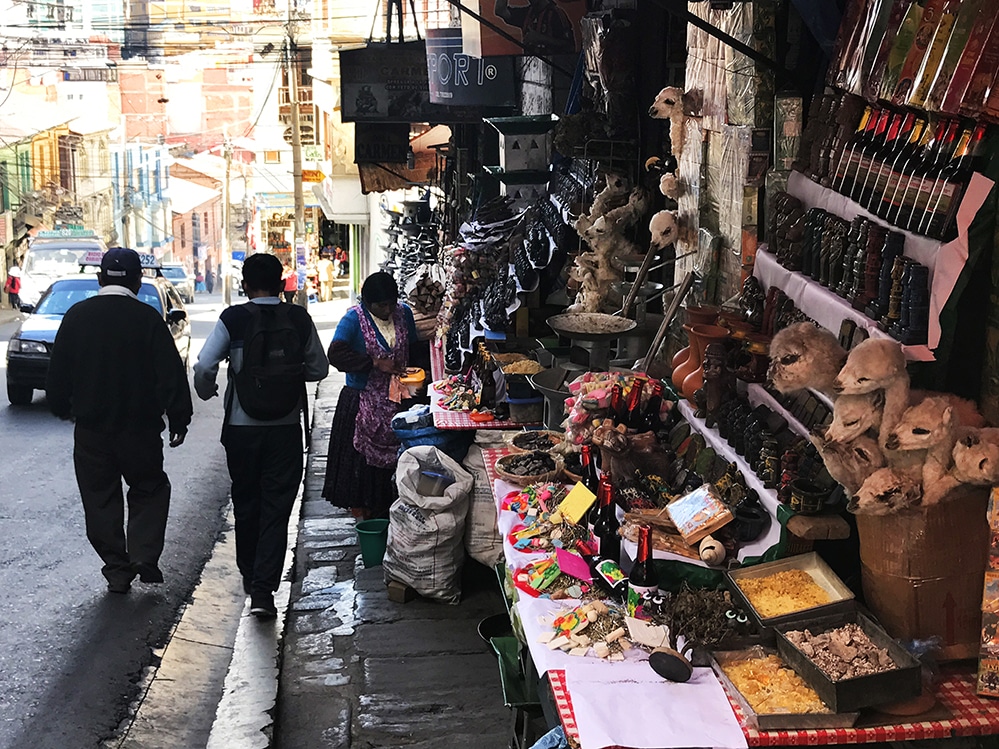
[180,224,186,248]
[192,212,201,245]
[264,151,281,164]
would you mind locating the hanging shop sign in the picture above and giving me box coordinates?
[301,169,326,183]
[355,123,410,163]
[459,0,586,57]
[425,28,517,107]
[339,42,437,123]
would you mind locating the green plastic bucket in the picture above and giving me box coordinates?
[356,519,389,568]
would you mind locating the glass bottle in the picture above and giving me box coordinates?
[575,540,627,602]
[849,108,891,203]
[642,379,665,432]
[862,112,915,211]
[831,105,875,194]
[627,524,659,617]
[900,120,960,231]
[855,111,903,208]
[592,474,621,563]
[921,123,986,239]
[876,116,928,220]
[625,377,647,431]
[609,383,624,425]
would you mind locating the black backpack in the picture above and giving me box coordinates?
[234,303,306,421]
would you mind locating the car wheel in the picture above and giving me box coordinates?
[7,383,33,406]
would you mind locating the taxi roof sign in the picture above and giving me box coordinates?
[80,250,161,270]
[37,228,100,239]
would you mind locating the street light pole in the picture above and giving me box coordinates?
[286,19,307,307]
[222,137,233,306]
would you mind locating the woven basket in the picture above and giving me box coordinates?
[505,429,565,454]
[495,451,563,487]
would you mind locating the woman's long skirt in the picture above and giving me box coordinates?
[321,385,396,518]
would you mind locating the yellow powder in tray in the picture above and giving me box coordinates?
[736,569,832,618]
[721,655,829,714]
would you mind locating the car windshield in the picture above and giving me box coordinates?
[34,279,163,315]
[160,267,187,280]
[23,248,91,275]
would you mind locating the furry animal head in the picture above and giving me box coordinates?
[767,322,847,396]
[649,210,679,250]
[848,467,922,515]
[834,338,907,395]
[884,396,954,452]
[581,215,611,246]
[659,172,680,200]
[826,391,885,444]
[810,431,885,495]
[952,427,999,485]
[648,87,685,120]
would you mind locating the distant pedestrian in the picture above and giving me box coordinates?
[317,253,335,302]
[335,246,349,277]
[282,262,298,303]
[4,266,21,310]
[206,269,215,294]
[45,248,192,594]
[194,253,328,619]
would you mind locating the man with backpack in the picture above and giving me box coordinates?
[193,253,328,618]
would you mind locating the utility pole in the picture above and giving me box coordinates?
[286,14,307,307]
[222,137,233,306]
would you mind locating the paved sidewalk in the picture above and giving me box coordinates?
[274,375,513,748]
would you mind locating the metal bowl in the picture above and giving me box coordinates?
[546,312,637,342]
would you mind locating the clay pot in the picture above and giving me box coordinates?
[671,305,721,372]
[670,305,720,371]
[680,324,730,404]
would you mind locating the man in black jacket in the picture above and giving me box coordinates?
[194,253,328,619]
[46,248,192,594]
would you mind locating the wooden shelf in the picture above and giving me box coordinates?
[757,171,995,362]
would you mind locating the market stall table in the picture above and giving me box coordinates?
[429,344,542,430]
[481,446,999,749]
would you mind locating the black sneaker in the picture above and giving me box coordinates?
[107,579,132,594]
[250,593,277,619]
[134,563,164,584]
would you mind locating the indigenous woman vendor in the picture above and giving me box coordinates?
[323,272,425,519]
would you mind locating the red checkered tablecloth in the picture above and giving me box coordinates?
[430,342,447,382]
[549,668,999,747]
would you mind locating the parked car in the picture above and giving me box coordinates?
[6,274,191,405]
[160,263,195,303]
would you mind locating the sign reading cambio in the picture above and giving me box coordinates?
[425,29,516,108]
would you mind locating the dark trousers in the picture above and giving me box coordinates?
[73,425,170,586]
[223,424,303,594]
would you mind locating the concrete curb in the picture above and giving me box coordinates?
[204,455,307,748]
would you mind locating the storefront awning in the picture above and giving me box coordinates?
[312,176,368,224]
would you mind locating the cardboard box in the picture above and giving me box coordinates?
[856,487,990,661]
[485,115,557,173]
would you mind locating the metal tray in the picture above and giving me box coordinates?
[774,611,922,713]
[710,647,860,730]
[726,552,856,631]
